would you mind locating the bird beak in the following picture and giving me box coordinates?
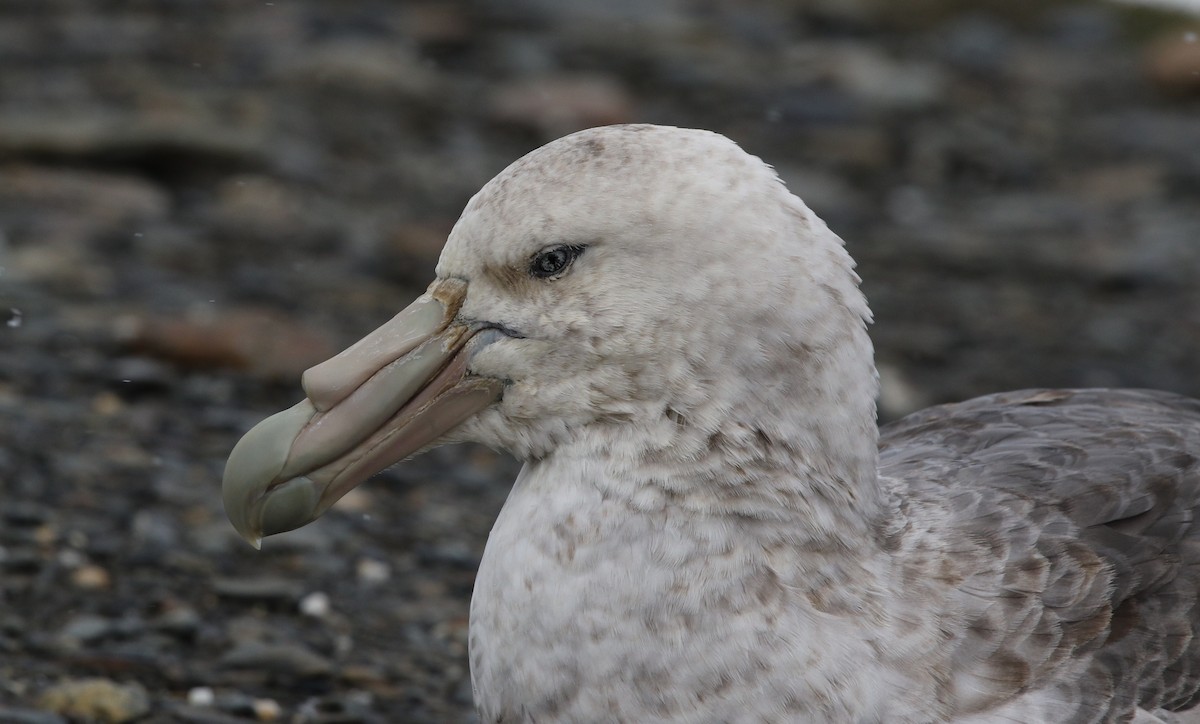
[222,278,504,548]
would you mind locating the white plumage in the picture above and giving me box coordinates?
[225,125,1200,723]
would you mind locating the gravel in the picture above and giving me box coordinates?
[2,0,1198,720]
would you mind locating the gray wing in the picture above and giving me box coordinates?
[879,389,1200,723]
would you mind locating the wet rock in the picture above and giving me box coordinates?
[417,540,479,570]
[935,14,1014,76]
[131,509,182,550]
[0,165,169,239]
[1065,162,1167,205]
[58,613,115,645]
[802,126,891,170]
[108,356,174,396]
[0,707,67,724]
[35,678,150,723]
[152,603,202,638]
[219,641,334,679]
[1125,204,1200,284]
[210,175,342,252]
[187,520,250,557]
[173,689,290,722]
[212,576,303,605]
[295,691,380,724]
[0,111,270,175]
[789,43,947,109]
[3,242,115,296]
[1080,110,1200,171]
[0,546,41,573]
[283,39,441,100]
[3,501,51,527]
[0,164,168,294]
[1042,6,1120,49]
[207,690,287,721]
[446,676,475,713]
[169,703,252,724]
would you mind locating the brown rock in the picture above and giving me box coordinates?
[380,221,453,285]
[0,164,169,247]
[487,74,636,137]
[5,243,116,295]
[36,678,150,723]
[283,40,440,99]
[212,174,328,241]
[404,2,474,46]
[802,126,891,170]
[215,175,305,225]
[0,164,169,293]
[70,564,113,590]
[1064,162,1166,205]
[0,110,269,169]
[1145,30,1200,96]
[0,165,168,225]
[115,307,338,381]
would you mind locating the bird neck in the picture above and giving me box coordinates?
[563,320,884,552]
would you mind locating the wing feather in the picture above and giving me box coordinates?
[879,389,1200,721]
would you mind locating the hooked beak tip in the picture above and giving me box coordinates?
[226,504,263,549]
[257,476,323,537]
[224,492,265,549]
[222,400,320,548]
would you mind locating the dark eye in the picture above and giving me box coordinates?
[529,244,585,279]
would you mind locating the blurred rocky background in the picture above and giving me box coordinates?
[1,0,1198,721]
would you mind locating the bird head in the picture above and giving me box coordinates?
[222,124,875,547]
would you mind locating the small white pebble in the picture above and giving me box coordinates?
[356,558,391,583]
[299,591,331,618]
[57,549,85,568]
[1185,31,1197,43]
[253,697,282,721]
[187,686,215,706]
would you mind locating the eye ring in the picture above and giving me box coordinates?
[529,244,586,280]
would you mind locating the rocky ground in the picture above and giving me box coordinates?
[1,0,1198,721]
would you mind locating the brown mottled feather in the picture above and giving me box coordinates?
[879,389,1200,722]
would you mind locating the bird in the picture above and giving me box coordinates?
[222,124,1200,723]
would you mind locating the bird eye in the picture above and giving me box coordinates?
[529,244,585,279]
